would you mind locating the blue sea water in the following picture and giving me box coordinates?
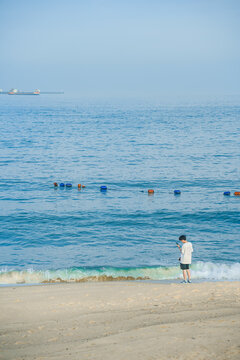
[0,95,240,284]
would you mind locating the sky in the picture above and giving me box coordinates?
[0,0,240,98]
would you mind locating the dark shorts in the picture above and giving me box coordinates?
[180,263,190,270]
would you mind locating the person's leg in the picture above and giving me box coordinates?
[182,270,187,281]
[186,269,191,281]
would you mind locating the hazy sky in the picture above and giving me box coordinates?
[0,0,240,97]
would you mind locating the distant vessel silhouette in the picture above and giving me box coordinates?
[8,88,40,95]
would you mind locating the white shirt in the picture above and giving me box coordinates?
[180,242,193,264]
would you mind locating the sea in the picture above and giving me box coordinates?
[0,95,240,285]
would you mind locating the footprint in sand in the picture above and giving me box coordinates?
[48,337,58,342]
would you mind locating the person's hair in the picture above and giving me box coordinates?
[179,235,186,241]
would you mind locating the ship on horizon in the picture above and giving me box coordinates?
[8,88,40,95]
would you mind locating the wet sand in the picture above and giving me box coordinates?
[0,281,240,360]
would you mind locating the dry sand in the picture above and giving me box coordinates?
[0,281,239,360]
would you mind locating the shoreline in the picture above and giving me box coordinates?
[1,281,239,359]
[1,261,239,286]
[0,277,238,288]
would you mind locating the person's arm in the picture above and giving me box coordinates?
[177,244,182,253]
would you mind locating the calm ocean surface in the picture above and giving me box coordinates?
[0,95,240,284]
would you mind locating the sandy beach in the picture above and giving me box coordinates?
[0,281,239,360]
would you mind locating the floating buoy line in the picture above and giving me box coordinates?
[53,183,240,196]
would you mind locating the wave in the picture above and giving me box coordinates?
[0,262,239,284]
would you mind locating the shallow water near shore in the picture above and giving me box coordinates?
[0,95,240,284]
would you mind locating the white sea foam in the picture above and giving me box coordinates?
[191,261,240,280]
[0,262,239,284]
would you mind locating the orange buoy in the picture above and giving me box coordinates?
[234,192,240,196]
[78,184,81,188]
[148,189,154,194]
[82,185,86,188]
[53,182,58,187]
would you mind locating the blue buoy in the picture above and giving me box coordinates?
[223,191,231,196]
[66,183,72,187]
[174,190,181,195]
[60,183,65,187]
[100,185,107,191]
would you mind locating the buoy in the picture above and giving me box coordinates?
[53,182,58,187]
[82,185,86,188]
[174,190,181,195]
[66,183,72,187]
[223,191,231,196]
[148,189,154,194]
[78,184,81,188]
[234,192,240,196]
[100,186,107,191]
[60,183,65,187]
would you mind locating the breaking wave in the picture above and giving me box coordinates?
[0,262,239,284]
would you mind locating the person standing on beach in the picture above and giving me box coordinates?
[177,235,193,283]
